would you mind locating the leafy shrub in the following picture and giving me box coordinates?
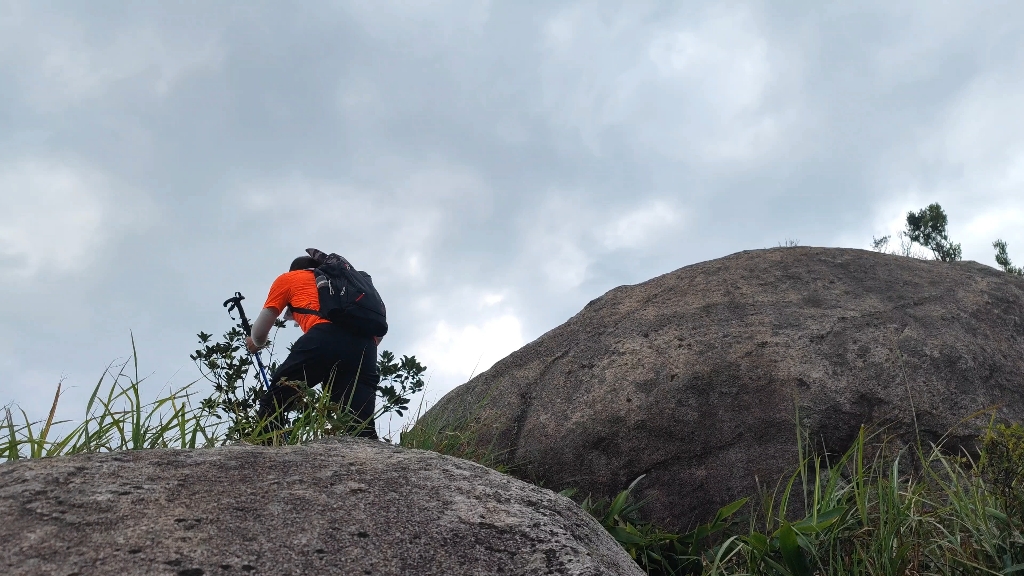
[190,318,425,443]
[977,423,1024,550]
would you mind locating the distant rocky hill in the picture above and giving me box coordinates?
[422,247,1024,530]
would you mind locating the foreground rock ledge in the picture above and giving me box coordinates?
[0,438,643,576]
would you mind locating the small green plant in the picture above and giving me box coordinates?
[190,322,280,441]
[870,234,890,253]
[977,423,1024,531]
[871,230,928,259]
[376,351,427,418]
[568,476,745,575]
[398,412,509,473]
[397,378,510,472]
[993,239,1024,276]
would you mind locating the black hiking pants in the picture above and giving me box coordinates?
[257,322,379,439]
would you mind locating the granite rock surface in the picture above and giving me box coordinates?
[0,437,643,576]
[424,247,1024,529]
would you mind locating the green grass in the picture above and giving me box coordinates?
[2,340,221,460]
[3,347,1023,576]
[397,382,510,473]
[2,344,388,459]
[568,424,1024,576]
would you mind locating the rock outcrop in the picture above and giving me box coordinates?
[423,247,1024,530]
[0,437,643,576]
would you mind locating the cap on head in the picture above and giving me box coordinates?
[290,256,320,271]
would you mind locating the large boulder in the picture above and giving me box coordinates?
[422,247,1024,530]
[0,437,643,576]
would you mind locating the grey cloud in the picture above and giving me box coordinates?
[2,1,1022,425]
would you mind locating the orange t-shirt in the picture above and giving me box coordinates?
[263,270,331,333]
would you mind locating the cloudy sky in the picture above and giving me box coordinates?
[2,1,1022,438]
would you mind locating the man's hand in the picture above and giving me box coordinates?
[245,336,263,354]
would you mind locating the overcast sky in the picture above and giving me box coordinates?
[2,1,1022,438]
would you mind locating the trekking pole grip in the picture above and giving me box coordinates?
[222,292,254,334]
[223,291,271,390]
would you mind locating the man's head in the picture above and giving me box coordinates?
[290,256,320,271]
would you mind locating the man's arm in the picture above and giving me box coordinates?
[246,307,280,352]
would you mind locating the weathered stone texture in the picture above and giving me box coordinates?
[424,247,1024,530]
[0,437,642,576]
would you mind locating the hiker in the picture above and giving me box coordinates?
[245,249,386,439]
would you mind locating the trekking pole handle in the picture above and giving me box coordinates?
[222,292,254,334]
[223,291,271,390]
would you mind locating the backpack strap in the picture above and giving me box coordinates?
[288,306,322,318]
[289,304,372,338]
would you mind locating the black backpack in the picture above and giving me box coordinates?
[290,261,388,338]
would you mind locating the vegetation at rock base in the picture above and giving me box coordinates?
[558,423,1024,576]
[398,405,511,474]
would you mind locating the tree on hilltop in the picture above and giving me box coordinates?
[904,203,962,262]
[871,202,959,261]
[993,239,1024,276]
[872,203,1023,277]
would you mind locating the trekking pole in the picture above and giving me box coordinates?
[223,292,272,390]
